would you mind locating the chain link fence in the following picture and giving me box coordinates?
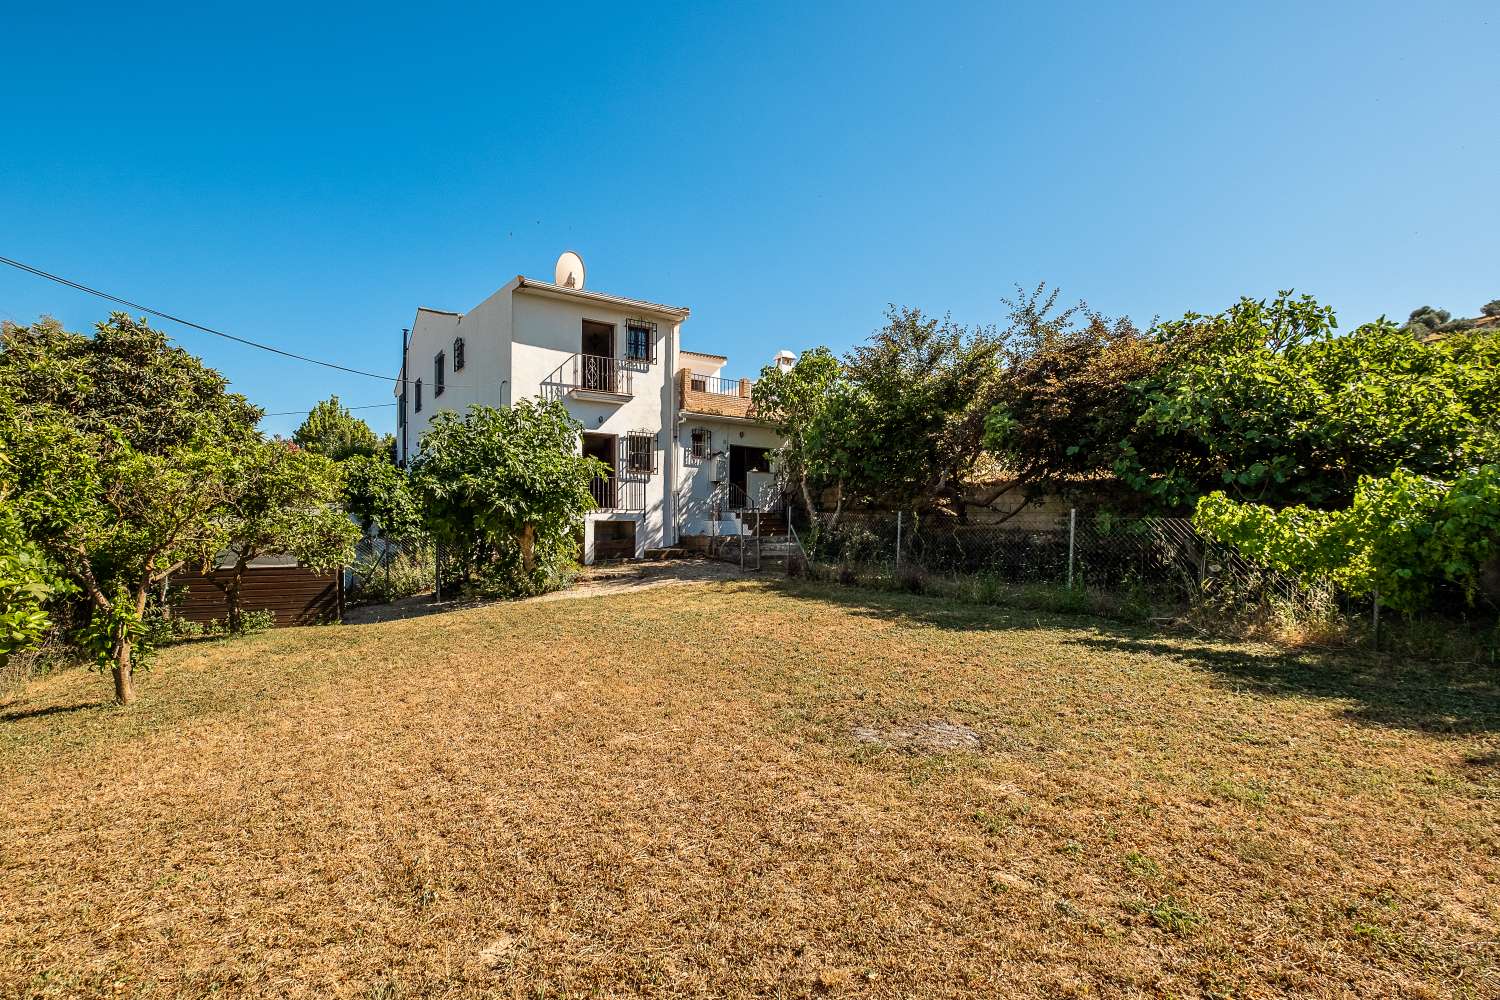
[347,535,437,606]
[807,509,1310,609]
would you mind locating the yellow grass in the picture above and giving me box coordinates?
[2,579,1497,998]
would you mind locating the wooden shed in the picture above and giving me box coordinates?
[170,554,343,627]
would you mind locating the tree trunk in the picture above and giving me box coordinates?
[112,586,149,706]
[227,561,247,634]
[520,523,536,573]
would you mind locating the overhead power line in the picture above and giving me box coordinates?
[262,402,397,417]
[0,254,478,389]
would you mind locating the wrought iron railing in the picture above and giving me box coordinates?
[688,373,752,396]
[711,481,785,517]
[590,476,646,511]
[545,354,633,397]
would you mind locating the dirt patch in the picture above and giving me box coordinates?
[851,720,986,753]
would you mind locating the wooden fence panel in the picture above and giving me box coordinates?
[170,565,343,627]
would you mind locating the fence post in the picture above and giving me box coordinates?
[1067,507,1077,590]
[1372,589,1380,652]
[895,510,903,570]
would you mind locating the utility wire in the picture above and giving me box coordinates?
[0,254,480,389]
[262,402,397,417]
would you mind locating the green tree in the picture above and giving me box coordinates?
[839,306,1006,514]
[293,395,382,461]
[342,453,424,537]
[751,347,854,522]
[0,432,66,662]
[0,314,259,703]
[983,285,1157,512]
[411,400,604,597]
[1120,293,1500,510]
[214,441,360,632]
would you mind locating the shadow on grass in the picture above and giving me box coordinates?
[778,579,1500,735]
[0,701,102,723]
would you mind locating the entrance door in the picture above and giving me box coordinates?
[580,320,614,391]
[582,432,616,508]
[728,444,770,507]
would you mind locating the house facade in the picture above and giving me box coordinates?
[397,257,788,562]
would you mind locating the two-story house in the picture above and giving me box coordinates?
[396,253,789,562]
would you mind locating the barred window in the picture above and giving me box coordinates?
[625,320,655,362]
[398,391,406,427]
[453,337,465,371]
[689,427,711,462]
[434,352,445,396]
[414,379,422,412]
[622,432,656,476]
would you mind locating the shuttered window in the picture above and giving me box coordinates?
[434,352,445,396]
[414,379,422,412]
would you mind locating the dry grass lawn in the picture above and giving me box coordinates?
[2,579,1498,999]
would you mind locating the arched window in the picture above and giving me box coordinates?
[453,336,465,371]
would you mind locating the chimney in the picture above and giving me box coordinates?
[774,350,796,372]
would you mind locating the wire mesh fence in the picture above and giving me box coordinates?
[347,535,436,605]
[808,509,1309,608]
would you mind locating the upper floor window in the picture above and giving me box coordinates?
[434,352,445,396]
[414,379,423,412]
[625,319,656,363]
[453,337,465,371]
[689,427,710,463]
[398,391,406,427]
[622,432,656,477]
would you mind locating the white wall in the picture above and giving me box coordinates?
[674,416,785,537]
[399,282,516,463]
[509,288,681,560]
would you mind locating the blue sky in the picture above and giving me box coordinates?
[3,1,1496,438]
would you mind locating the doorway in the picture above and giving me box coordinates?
[581,320,615,391]
[728,444,770,504]
[582,432,616,507]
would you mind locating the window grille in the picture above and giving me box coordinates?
[625,319,657,363]
[453,337,465,371]
[414,379,422,412]
[434,352,445,396]
[620,432,657,477]
[689,427,711,463]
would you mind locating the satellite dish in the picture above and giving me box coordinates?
[554,250,586,290]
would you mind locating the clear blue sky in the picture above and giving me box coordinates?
[3,1,1496,438]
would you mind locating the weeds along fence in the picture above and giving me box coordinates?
[347,535,436,605]
[808,509,1311,611]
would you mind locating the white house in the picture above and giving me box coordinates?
[397,253,789,562]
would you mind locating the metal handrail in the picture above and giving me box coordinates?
[590,476,645,511]
[688,373,753,397]
[544,353,634,396]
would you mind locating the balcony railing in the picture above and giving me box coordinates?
[590,476,646,511]
[545,354,634,399]
[679,368,757,419]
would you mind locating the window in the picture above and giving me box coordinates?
[398,391,406,427]
[690,374,707,392]
[434,352,445,396]
[453,336,465,371]
[689,427,711,463]
[414,379,422,413]
[621,432,656,477]
[625,320,655,362]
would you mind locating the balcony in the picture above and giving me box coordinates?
[545,354,634,403]
[679,369,758,420]
[590,476,646,511]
